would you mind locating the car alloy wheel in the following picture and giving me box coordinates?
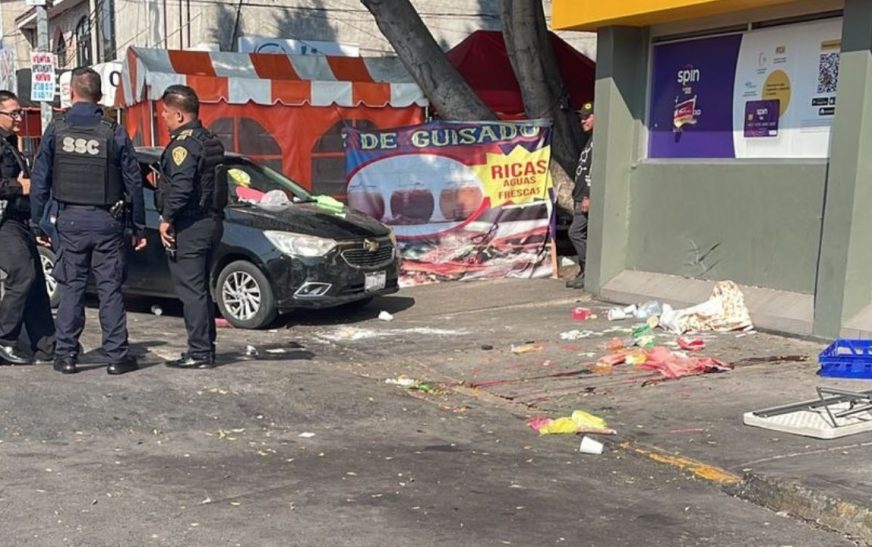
[38,246,60,308]
[222,270,262,321]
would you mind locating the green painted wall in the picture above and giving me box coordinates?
[626,162,827,294]
[814,0,872,336]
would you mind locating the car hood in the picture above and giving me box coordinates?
[225,202,391,240]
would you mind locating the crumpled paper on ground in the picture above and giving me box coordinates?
[528,410,616,436]
[659,280,753,335]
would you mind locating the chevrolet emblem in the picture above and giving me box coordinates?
[363,239,380,253]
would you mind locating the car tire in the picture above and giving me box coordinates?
[37,246,60,309]
[215,260,277,329]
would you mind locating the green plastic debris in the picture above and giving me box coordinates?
[314,195,345,213]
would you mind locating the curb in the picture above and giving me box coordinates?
[726,472,872,544]
[616,440,871,543]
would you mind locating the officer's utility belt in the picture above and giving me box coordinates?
[60,203,112,211]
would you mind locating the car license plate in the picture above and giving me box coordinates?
[365,271,386,292]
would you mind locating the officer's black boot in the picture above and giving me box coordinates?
[53,357,78,374]
[107,355,138,375]
[166,352,215,370]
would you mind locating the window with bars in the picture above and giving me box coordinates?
[97,0,116,62]
[75,17,91,66]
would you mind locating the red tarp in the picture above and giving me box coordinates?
[446,30,595,117]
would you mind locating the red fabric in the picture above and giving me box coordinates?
[446,30,595,116]
[638,347,732,380]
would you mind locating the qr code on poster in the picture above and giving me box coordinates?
[817,52,840,94]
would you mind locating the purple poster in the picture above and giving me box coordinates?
[744,99,779,137]
[648,34,743,158]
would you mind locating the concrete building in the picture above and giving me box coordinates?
[550,0,872,339]
[2,0,594,71]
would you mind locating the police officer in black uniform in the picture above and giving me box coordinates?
[0,90,54,365]
[31,67,147,375]
[158,85,225,370]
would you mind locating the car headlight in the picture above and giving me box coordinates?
[264,231,336,257]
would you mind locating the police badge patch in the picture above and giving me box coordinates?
[172,147,188,166]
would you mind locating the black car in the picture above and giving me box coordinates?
[38,147,400,329]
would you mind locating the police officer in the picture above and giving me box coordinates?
[567,102,594,290]
[30,67,147,375]
[0,90,54,365]
[158,85,225,370]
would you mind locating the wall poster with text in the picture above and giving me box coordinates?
[649,18,842,159]
[344,120,554,287]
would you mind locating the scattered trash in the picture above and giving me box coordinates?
[606,337,625,351]
[632,324,656,349]
[215,318,233,328]
[244,345,259,358]
[637,346,732,380]
[528,409,616,436]
[659,281,753,334]
[385,376,437,393]
[677,337,706,352]
[560,330,596,341]
[298,432,316,438]
[571,307,592,321]
[624,350,647,366]
[579,435,604,455]
[378,311,394,322]
[320,327,468,341]
[633,300,663,320]
[481,344,494,351]
[512,344,544,355]
[607,305,637,321]
[150,305,162,316]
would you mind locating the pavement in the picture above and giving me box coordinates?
[0,278,869,545]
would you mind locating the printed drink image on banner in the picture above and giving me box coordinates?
[344,120,554,287]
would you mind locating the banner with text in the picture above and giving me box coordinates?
[649,18,842,159]
[30,51,55,102]
[345,120,554,286]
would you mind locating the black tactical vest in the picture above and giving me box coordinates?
[189,128,226,217]
[51,116,123,206]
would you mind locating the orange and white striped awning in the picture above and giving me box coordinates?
[120,47,428,108]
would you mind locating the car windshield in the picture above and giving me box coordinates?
[225,157,313,206]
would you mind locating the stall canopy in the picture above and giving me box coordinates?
[446,30,595,117]
[119,47,428,195]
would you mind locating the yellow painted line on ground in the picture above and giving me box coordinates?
[620,442,741,484]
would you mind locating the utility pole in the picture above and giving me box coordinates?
[35,2,52,134]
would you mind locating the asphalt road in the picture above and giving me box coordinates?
[0,279,854,546]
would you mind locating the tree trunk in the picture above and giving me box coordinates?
[501,0,584,182]
[361,0,497,121]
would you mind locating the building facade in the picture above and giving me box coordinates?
[2,0,595,71]
[552,0,872,338]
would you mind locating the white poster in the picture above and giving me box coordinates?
[30,51,55,102]
[238,36,359,57]
[732,18,842,159]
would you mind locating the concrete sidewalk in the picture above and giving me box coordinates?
[326,278,872,544]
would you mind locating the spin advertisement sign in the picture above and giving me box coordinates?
[344,120,554,286]
[649,18,842,159]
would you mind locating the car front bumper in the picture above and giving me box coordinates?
[264,240,401,312]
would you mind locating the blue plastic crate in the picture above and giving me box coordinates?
[819,339,872,379]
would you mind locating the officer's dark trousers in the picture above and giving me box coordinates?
[54,207,128,362]
[0,218,55,355]
[169,216,222,357]
[568,209,588,272]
